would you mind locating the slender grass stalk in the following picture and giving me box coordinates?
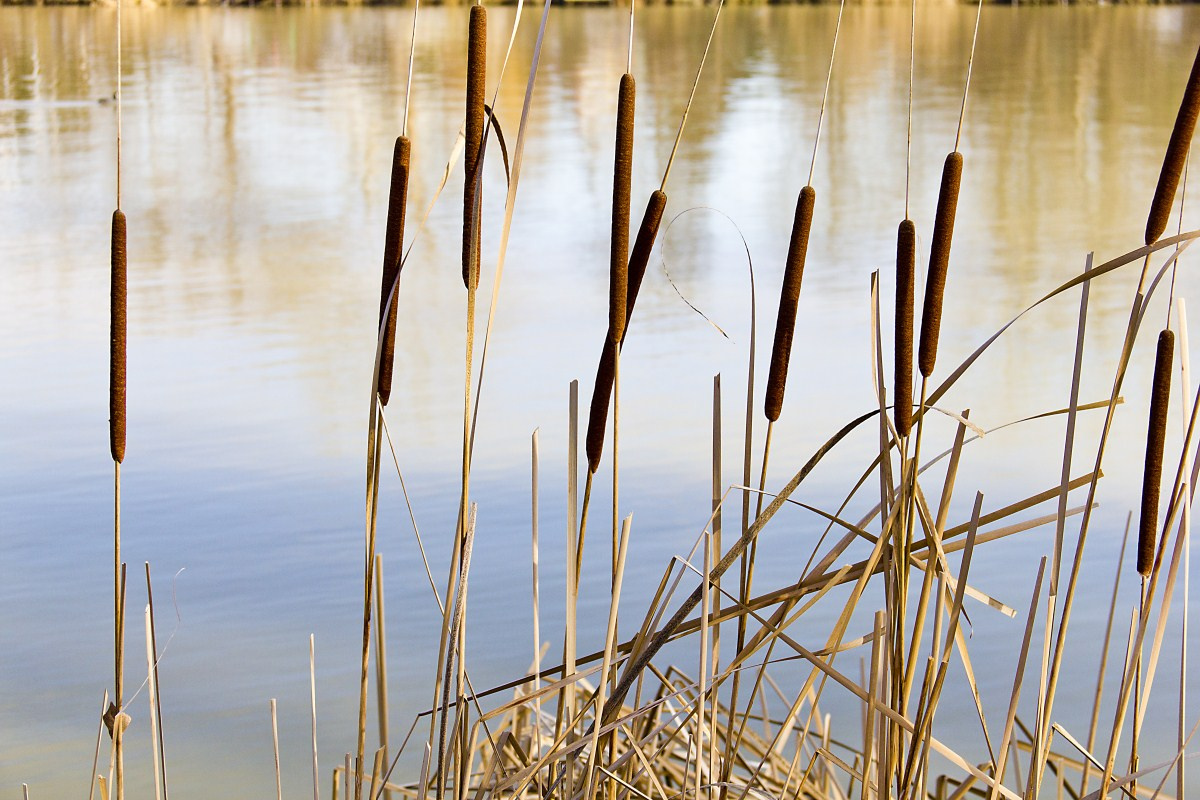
[311,634,320,800]
[374,554,392,800]
[531,429,543,762]
[271,699,282,800]
[1138,329,1175,576]
[378,136,412,407]
[895,220,915,437]
[145,604,163,800]
[1147,43,1200,246]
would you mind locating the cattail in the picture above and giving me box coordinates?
[764,185,816,423]
[585,190,667,474]
[894,218,916,437]
[918,151,963,379]
[462,4,487,291]
[378,136,411,407]
[586,339,617,475]
[620,189,668,342]
[1137,328,1175,576]
[110,209,127,464]
[609,73,636,345]
[1147,42,1200,246]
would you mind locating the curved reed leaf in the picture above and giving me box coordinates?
[765,185,816,423]
[895,218,916,437]
[110,209,127,464]
[1138,328,1174,576]
[379,135,411,407]
[919,151,964,379]
[1146,42,1200,246]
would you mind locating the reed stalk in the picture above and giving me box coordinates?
[272,699,282,800]
[311,634,320,800]
[375,554,392,800]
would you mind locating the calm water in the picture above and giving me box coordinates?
[3,4,1200,796]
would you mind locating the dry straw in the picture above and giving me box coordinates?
[378,136,412,407]
[1138,328,1175,576]
[463,5,487,291]
[610,74,636,345]
[110,209,127,465]
[895,218,916,437]
[1146,42,1200,246]
[764,185,816,423]
[918,150,963,379]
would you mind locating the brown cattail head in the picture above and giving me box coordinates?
[609,73,636,344]
[585,339,618,474]
[1137,328,1175,576]
[764,185,816,423]
[895,218,916,437]
[378,136,412,407]
[621,189,668,343]
[918,150,964,379]
[1147,42,1200,246]
[463,4,487,291]
[584,189,667,474]
[110,209,127,464]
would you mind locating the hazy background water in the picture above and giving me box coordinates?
[3,4,1200,796]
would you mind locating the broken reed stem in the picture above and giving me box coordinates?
[917,152,963,379]
[463,4,486,291]
[146,607,163,800]
[311,635,320,800]
[375,554,392,800]
[895,219,916,437]
[765,185,816,424]
[378,136,412,407]
[1138,329,1175,576]
[271,699,282,800]
[1147,42,1200,246]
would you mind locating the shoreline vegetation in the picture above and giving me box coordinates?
[6,0,1200,7]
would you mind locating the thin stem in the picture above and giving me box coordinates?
[660,0,725,193]
[905,0,915,219]
[807,0,846,188]
[115,0,122,209]
[954,0,984,152]
[402,0,420,138]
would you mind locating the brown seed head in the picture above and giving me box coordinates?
[610,73,636,344]
[764,185,816,423]
[463,5,487,291]
[621,189,668,344]
[895,218,916,437]
[1138,328,1175,576]
[1147,42,1200,246]
[110,209,127,464]
[378,136,411,407]
[918,151,963,379]
[586,339,618,475]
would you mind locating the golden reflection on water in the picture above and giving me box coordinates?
[2,5,1199,797]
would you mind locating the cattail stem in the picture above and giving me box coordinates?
[1138,328,1175,576]
[610,74,635,344]
[895,219,916,437]
[764,185,815,423]
[918,151,963,379]
[463,5,487,291]
[378,136,412,407]
[1147,43,1200,246]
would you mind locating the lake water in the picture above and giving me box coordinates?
[3,4,1200,797]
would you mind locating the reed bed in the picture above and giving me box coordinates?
[78,4,1200,800]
